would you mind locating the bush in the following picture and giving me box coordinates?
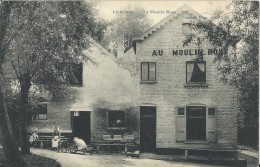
[238,127,258,147]
[0,149,61,167]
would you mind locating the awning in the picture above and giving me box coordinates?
[140,103,157,106]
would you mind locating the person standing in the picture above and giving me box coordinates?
[52,125,61,151]
[53,125,61,138]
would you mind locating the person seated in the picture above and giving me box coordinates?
[29,131,38,148]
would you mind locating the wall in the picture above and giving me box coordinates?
[29,38,137,133]
[29,36,138,132]
[29,89,77,132]
[29,38,139,140]
[91,107,140,144]
[135,11,238,149]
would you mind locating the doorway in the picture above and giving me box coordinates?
[140,106,156,152]
[186,106,206,140]
[72,111,91,144]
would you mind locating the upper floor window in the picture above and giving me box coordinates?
[182,23,191,34]
[108,111,126,128]
[186,61,206,84]
[141,62,156,81]
[33,102,48,120]
[68,63,83,86]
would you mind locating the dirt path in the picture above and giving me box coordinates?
[31,148,228,167]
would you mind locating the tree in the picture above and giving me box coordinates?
[0,2,26,166]
[3,1,107,155]
[105,6,152,57]
[184,1,259,146]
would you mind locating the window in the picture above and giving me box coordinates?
[68,63,83,86]
[108,111,126,128]
[208,108,216,116]
[73,111,79,117]
[33,102,47,120]
[176,106,217,142]
[123,34,132,53]
[186,61,206,84]
[186,106,206,140]
[182,23,191,34]
[178,107,185,115]
[141,62,156,81]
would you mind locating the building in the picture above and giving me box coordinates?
[29,5,238,152]
[129,5,238,152]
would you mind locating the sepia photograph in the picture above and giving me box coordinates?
[0,0,258,167]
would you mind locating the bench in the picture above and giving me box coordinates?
[183,148,238,160]
[28,130,71,148]
[37,136,68,148]
[92,135,137,153]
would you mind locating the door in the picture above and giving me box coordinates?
[140,106,156,152]
[72,111,91,144]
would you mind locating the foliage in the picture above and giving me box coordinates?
[5,1,106,93]
[0,149,61,167]
[5,89,47,142]
[2,1,107,154]
[103,6,152,57]
[0,1,26,166]
[184,1,259,132]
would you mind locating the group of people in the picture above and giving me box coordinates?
[29,125,88,153]
[28,125,61,150]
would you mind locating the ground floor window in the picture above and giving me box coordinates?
[108,111,126,128]
[176,105,216,142]
[186,106,206,140]
[32,102,48,120]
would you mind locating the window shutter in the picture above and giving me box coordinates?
[149,63,156,80]
[176,107,186,141]
[207,107,216,142]
[70,111,74,130]
[141,63,149,81]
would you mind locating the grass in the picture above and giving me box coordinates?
[0,149,61,167]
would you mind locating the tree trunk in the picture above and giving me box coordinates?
[0,64,26,167]
[0,2,26,166]
[19,75,31,155]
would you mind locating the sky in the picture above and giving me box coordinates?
[95,0,232,24]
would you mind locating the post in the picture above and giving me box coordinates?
[185,149,188,160]
[40,141,44,148]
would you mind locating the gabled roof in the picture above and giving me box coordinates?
[133,5,205,42]
[86,36,116,59]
